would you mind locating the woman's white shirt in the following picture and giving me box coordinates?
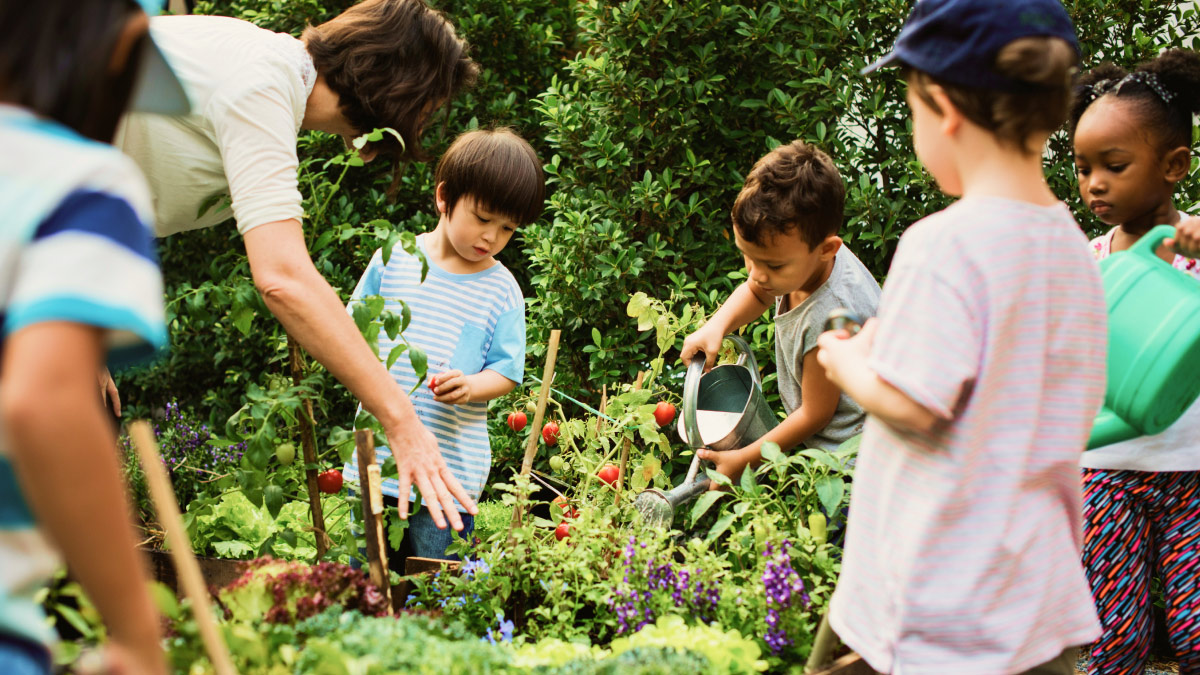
[117,15,316,237]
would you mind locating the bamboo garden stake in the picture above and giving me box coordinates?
[614,371,647,504]
[512,329,561,528]
[354,429,393,611]
[288,336,330,557]
[130,421,235,675]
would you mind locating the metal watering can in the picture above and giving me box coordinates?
[634,334,779,527]
[1088,224,1200,449]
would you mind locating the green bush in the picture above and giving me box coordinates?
[122,0,1199,502]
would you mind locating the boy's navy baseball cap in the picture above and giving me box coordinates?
[862,0,1080,91]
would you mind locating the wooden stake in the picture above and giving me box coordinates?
[512,329,561,528]
[288,336,329,557]
[130,422,235,675]
[614,371,646,504]
[355,430,393,612]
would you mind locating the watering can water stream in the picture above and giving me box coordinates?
[634,334,778,527]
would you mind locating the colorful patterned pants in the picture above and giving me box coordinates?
[1081,468,1200,674]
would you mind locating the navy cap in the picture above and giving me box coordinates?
[862,0,1079,91]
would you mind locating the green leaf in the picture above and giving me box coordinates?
[706,512,737,542]
[738,463,760,496]
[800,448,844,474]
[387,508,409,550]
[232,305,253,337]
[408,345,428,391]
[263,484,285,519]
[386,344,408,371]
[689,490,724,525]
[815,476,845,518]
[760,441,783,463]
[705,467,732,487]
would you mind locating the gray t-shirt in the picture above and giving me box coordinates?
[774,245,881,450]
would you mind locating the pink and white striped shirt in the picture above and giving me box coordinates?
[829,197,1107,674]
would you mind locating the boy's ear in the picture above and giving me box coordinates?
[434,181,448,215]
[927,85,963,137]
[1163,146,1191,183]
[819,235,842,260]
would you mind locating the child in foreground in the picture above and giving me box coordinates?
[680,141,880,482]
[1070,49,1200,675]
[0,0,187,672]
[816,1,1107,672]
[344,128,543,570]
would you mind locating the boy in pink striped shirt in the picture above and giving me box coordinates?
[816,1,1107,673]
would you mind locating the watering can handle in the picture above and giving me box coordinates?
[682,334,761,450]
[1131,224,1177,260]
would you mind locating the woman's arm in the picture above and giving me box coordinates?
[243,219,476,528]
[0,323,165,675]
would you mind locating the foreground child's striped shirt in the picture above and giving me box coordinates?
[829,197,1107,674]
[343,233,525,508]
[0,104,165,647]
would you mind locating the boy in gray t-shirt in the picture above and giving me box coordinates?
[681,141,880,482]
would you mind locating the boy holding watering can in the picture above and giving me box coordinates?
[680,140,880,483]
[816,1,1107,672]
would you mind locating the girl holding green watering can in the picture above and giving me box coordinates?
[1070,50,1200,675]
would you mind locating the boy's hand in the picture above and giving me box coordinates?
[1166,216,1200,258]
[429,370,471,405]
[697,445,756,489]
[816,318,877,390]
[681,324,725,372]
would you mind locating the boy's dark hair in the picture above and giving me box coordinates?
[304,0,479,162]
[732,141,845,249]
[0,0,146,142]
[435,128,545,226]
[1069,49,1200,153]
[905,36,1078,154]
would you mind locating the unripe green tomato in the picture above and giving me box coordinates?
[549,455,565,472]
[808,512,827,545]
[525,400,537,414]
[275,442,296,466]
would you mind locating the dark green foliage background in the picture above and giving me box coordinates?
[119,0,1199,461]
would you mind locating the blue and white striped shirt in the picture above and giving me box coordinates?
[343,233,525,508]
[0,104,166,646]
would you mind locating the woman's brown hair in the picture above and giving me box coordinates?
[906,36,1078,154]
[304,0,479,162]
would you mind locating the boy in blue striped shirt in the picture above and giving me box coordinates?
[345,128,543,567]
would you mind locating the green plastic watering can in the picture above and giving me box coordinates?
[1088,225,1200,449]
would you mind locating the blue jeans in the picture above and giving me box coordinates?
[403,505,475,561]
[350,494,474,576]
[0,634,50,675]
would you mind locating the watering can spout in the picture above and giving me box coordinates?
[1087,407,1140,450]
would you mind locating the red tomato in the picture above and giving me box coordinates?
[316,469,343,494]
[427,376,438,391]
[554,522,571,541]
[507,411,527,432]
[597,464,620,487]
[542,421,560,446]
[552,495,579,520]
[653,401,676,427]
